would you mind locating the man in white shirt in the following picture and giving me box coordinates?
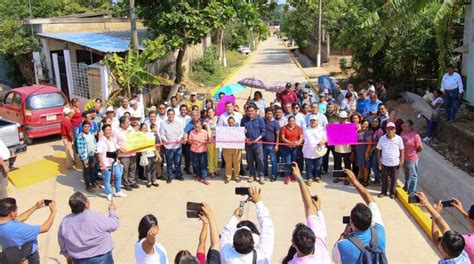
[440,65,464,123]
[167,96,181,114]
[157,103,168,123]
[220,187,274,264]
[0,140,10,199]
[159,109,184,183]
[376,122,404,199]
[218,102,243,127]
[115,98,133,119]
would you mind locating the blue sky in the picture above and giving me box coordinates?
[277,0,286,4]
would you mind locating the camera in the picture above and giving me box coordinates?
[332,170,347,179]
[441,200,454,208]
[186,202,202,218]
[408,194,421,204]
[342,216,350,224]
[277,163,294,173]
[43,199,52,206]
[235,187,250,196]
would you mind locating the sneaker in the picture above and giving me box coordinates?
[270,177,276,182]
[202,180,210,185]
[151,181,159,187]
[290,175,296,182]
[389,194,396,199]
[306,180,312,187]
[284,176,290,185]
[166,179,171,184]
[378,193,386,198]
[258,178,265,185]
[106,193,113,201]
[86,186,96,193]
[131,184,140,189]
[422,136,432,142]
[114,191,127,198]
[235,178,241,183]
[314,177,321,182]
[247,177,254,183]
[177,176,185,181]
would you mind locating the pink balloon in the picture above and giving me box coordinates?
[216,95,236,116]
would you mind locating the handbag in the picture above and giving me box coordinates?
[139,152,149,167]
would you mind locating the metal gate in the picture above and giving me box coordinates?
[70,62,92,99]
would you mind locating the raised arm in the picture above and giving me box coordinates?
[197,214,209,255]
[452,198,469,220]
[17,200,44,222]
[417,192,451,234]
[249,187,275,258]
[292,162,319,217]
[40,201,57,233]
[201,203,219,251]
[345,169,374,204]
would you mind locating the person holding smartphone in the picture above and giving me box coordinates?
[0,198,57,263]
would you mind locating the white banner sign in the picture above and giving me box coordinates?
[215,127,245,149]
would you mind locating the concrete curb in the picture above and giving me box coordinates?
[285,44,319,93]
[396,183,433,238]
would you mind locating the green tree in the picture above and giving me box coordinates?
[103,36,173,98]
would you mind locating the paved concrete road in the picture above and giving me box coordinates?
[9,37,439,263]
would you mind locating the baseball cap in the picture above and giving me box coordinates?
[338,111,349,119]
[323,89,329,94]
[359,89,367,94]
[63,107,72,115]
[304,84,311,88]
[130,100,137,105]
[302,88,310,94]
[106,106,114,113]
[319,93,326,97]
[309,115,318,121]
[386,122,396,128]
[190,92,197,96]
[149,105,157,112]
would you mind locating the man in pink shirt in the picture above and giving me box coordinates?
[281,162,330,263]
[278,83,298,106]
[400,120,423,194]
[452,199,474,263]
[187,121,210,185]
[113,116,138,191]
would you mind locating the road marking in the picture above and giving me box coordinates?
[8,152,67,189]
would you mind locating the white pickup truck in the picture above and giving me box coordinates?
[0,118,27,169]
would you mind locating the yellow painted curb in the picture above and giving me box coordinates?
[285,44,318,92]
[396,183,436,239]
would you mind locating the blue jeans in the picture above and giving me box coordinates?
[371,151,381,183]
[263,145,278,178]
[245,143,264,178]
[103,164,122,195]
[281,146,298,176]
[427,120,437,138]
[73,251,114,264]
[445,94,459,121]
[305,157,322,180]
[403,159,418,193]
[165,147,182,180]
[191,152,208,180]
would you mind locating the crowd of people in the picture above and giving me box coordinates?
[0,72,471,263]
[57,80,422,202]
[0,164,472,263]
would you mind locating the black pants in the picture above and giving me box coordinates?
[322,146,336,172]
[296,146,304,172]
[82,155,97,188]
[182,143,191,171]
[381,165,399,195]
[334,152,351,170]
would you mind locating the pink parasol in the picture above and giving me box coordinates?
[216,95,236,116]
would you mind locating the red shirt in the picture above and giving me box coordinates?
[280,125,302,143]
[71,108,82,127]
[278,90,297,106]
[60,118,73,142]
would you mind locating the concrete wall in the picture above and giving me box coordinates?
[37,20,145,34]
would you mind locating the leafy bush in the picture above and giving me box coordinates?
[191,46,224,85]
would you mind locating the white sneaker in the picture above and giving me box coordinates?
[114,191,127,198]
[422,136,432,142]
[106,193,113,201]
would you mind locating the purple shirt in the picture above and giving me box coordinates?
[58,209,119,259]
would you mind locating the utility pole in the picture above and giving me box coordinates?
[317,0,322,67]
[129,0,139,51]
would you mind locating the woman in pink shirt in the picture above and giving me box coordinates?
[400,120,423,193]
[188,121,210,185]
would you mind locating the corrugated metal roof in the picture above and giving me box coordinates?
[37,31,146,53]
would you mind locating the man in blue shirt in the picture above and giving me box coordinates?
[0,198,57,263]
[241,105,266,185]
[362,92,382,118]
[356,90,370,115]
[332,169,386,263]
[262,108,280,182]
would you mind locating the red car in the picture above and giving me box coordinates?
[0,85,69,144]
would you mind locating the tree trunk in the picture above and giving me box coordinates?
[167,45,187,101]
[174,45,187,84]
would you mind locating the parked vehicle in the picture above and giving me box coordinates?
[0,85,69,145]
[0,118,27,168]
[237,45,251,55]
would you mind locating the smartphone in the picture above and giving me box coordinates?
[332,170,346,179]
[311,195,318,202]
[106,151,117,159]
[441,200,454,208]
[186,202,202,219]
[408,194,421,204]
[235,187,250,196]
[342,216,350,224]
[277,163,294,173]
[43,199,52,206]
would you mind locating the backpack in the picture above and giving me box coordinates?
[347,227,388,264]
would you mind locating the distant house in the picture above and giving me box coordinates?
[23,11,211,102]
